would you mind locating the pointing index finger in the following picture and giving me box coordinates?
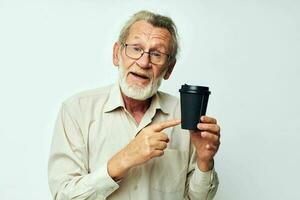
[153,119,181,131]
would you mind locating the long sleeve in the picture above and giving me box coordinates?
[48,103,119,200]
[184,143,219,200]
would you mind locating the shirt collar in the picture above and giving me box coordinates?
[104,82,170,115]
[151,91,170,115]
[104,83,125,113]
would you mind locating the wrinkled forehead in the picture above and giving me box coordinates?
[126,20,172,48]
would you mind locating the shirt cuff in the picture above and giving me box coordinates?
[87,161,120,198]
[190,166,215,192]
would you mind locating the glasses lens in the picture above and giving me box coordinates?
[150,52,166,65]
[126,45,142,59]
[125,44,169,65]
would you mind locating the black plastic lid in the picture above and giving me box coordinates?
[179,84,211,94]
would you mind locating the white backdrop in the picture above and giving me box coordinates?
[1,0,299,199]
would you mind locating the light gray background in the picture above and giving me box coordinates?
[0,0,299,199]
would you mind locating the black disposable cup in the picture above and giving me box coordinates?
[179,84,211,130]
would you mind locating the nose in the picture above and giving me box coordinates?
[136,52,151,69]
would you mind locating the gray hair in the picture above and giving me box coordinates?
[118,10,179,63]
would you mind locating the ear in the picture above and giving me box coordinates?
[163,59,176,80]
[113,42,121,66]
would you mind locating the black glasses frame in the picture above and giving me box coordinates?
[121,43,170,64]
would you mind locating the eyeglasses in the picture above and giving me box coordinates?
[122,43,170,65]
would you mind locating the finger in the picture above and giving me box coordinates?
[201,131,220,143]
[155,132,169,142]
[152,119,181,131]
[152,149,164,158]
[197,123,220,135]
[206,144,218,151]
[200,116,217,124]
[153,141,168,150]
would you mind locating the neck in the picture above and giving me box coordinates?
[121,92,151,122]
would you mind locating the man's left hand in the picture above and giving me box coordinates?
[190,116,221,172]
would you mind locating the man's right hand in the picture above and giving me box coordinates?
[107,119,181,181]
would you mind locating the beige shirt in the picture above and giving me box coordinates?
[48,83,219,200]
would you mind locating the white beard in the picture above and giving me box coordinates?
[118,60,167,100]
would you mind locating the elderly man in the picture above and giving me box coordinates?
[48,10,220,200]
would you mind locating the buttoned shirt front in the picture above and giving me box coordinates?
[48,83,219,200]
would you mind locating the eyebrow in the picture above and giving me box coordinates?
[150,45,167,53]
[130,41,167,51]
[128,36,168,51]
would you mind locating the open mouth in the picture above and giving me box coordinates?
[130,72,149,80]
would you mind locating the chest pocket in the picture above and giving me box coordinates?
[149,149,189,193]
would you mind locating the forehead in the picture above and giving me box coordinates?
[126,20,172,47]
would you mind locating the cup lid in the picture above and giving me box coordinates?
[179,84,211,94]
